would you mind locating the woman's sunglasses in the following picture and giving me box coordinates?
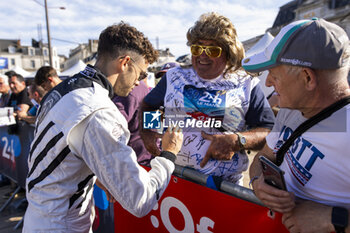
[190,44,222,58]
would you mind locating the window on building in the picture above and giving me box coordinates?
[329,0,350,9]
[43,49,48,56]
[30,49,34,56]
[8,46,16,54]
[272,4,298,28]
[272,0,311,28]
[31,60,35,68]
[11,58,15,66]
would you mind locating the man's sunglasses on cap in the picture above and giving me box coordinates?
[190,44,222,58]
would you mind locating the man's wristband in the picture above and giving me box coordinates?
[160,151,176,163]
[332,206,348,233]
[249,176,259,188]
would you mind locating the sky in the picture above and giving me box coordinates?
[0,0,292,59]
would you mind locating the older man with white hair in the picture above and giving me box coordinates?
[0,74,11,107]
[243,18,350,233]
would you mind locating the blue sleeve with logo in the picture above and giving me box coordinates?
[143,74,167,108]
[245,85,275,129]
[28,106,38,116]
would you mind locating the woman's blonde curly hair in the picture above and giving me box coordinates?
[187,12,245,75]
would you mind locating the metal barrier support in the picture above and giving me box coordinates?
[14,216,24,230]
[174,164,264,206]
[0,186,21,212]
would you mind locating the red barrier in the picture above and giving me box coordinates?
[114,174,288,233]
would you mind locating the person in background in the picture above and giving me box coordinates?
[6,73,32,116]
[243,18,350,233]
[0,74,11,107]
[23,22,183,232]
[34,66,62,92]
[154,62,180,86]
[112,62,182,166]
[17,84,46,124]
[0,74,12,187]
[110,62,180,166]
[141,12,275,185]
[155,62,180,79]
[2,72,32,195]
[112,80,153,165]
[4,70,17,82]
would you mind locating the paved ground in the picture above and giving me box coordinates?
[0,184,25,233]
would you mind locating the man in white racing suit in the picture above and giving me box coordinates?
[23,22,183,233]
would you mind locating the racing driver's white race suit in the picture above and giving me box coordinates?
[23,65,176,232]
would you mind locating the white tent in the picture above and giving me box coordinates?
[245,32,274,97]
[60,60,86,77]
[26,69,61,79]
[245,32,274,57]
[26,70,37,78]
[12,66,31,77]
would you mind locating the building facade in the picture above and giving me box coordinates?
[269,0,350,36]
[63,39,98,70]
[0,39,61,75]
[243,0,350,53]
